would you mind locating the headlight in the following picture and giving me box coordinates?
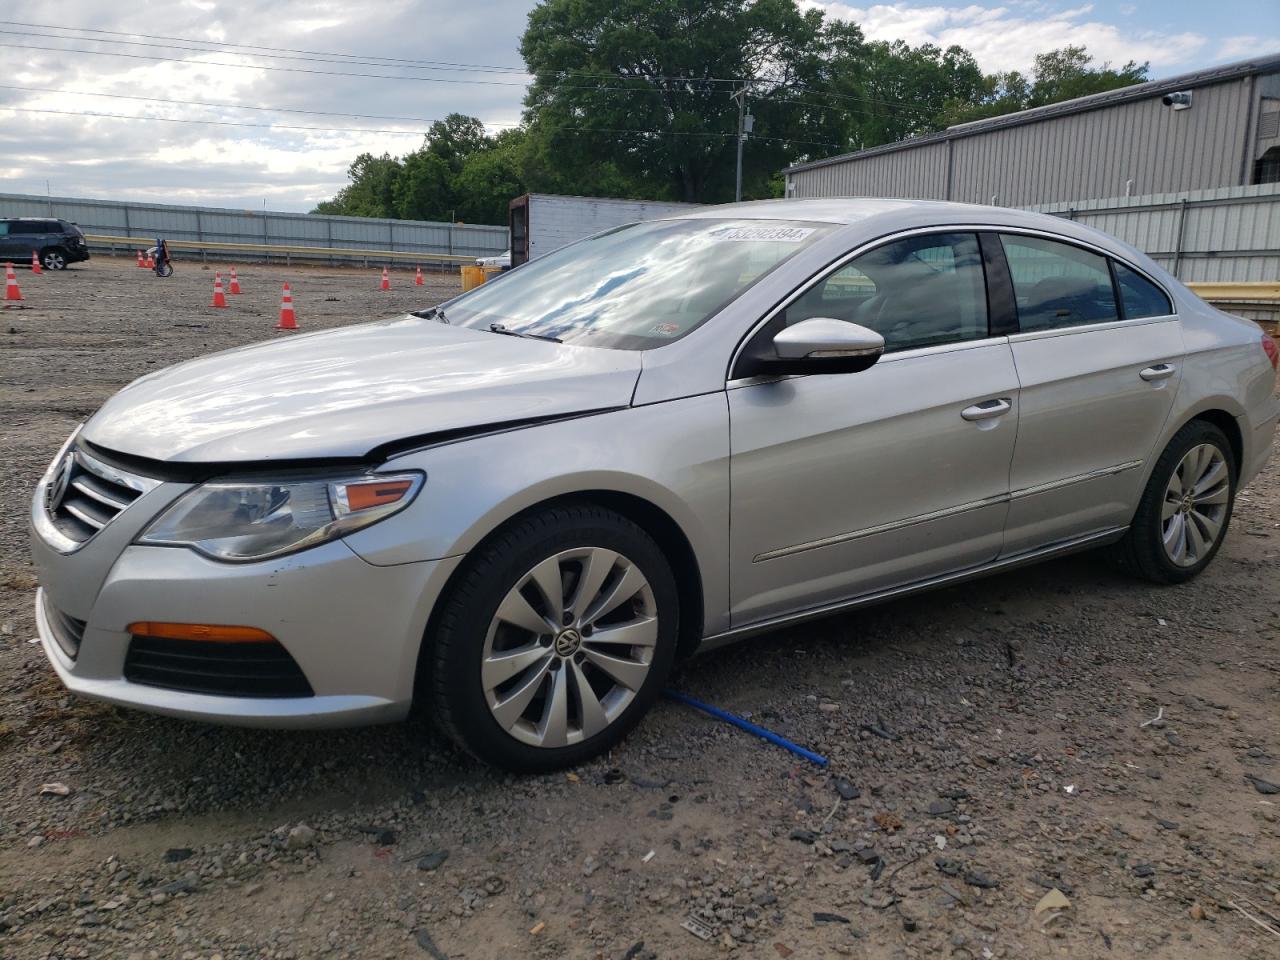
[137,472,423,562]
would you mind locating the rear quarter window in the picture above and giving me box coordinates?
[1114,262,1173,319]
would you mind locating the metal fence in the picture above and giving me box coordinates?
[1025,183,1280,285]
[0,192,508,265]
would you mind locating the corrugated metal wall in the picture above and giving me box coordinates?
[951,80,1253,206]
[786,76,1259,206]
[527,195,703,259]
[787,141,949,199]
[1027,183,1280,282]
[0,193,508,260]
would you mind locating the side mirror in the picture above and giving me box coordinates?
[774,317,885,361]
[741,317,884,377]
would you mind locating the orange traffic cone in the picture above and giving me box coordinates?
[146,252,155,269]
[228,267,241,294]
[380,266,390,291]
[276,283,297,330]
[210,272,227,308]
[30,250,42,275]
[415,265,423,286]
[136,250,146,268]
[4,263,22,301]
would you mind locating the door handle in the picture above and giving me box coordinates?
[1140,363,1176,382]
[961,398,1012,421]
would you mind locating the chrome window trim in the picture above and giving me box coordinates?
[753,459,1142,563]
[1006,314,1176,343]
[727,226,996,379]
[994,226,1178,324]
[726,222,1178,380]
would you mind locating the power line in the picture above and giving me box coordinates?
[0,28,535,75]
[0,26,922,109]
[0,83,522,128]
[0,105,439,136]
[1,30,931,114]
[0,19,763,86]
[0,103,848,149]
[0,19,530,73]
[0,39,535,86]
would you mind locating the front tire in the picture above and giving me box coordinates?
[40,248,68,270]
[1115,420,1236,583]
[426,503,679,772]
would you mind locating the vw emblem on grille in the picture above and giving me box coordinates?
[45,453,74,514]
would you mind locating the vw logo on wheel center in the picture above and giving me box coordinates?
[553,628,582,657]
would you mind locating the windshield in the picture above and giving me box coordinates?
[442,218,832,349]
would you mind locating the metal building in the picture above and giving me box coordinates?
[784,53,1280,205]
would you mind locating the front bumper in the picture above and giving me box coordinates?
[31,534,460,729]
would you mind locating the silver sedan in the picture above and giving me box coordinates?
[28,200,1279,770]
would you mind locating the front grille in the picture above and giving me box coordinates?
[124,635,315,698]
[42,594,86,660]
[46,449,156,546]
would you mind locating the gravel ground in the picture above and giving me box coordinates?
[2,256,1279,960]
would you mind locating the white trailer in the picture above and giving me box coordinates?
[508,193,703,266]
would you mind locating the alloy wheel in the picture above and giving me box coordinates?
[481,546,658,748]
[42,251,66,270]
[1161,443,1229,567]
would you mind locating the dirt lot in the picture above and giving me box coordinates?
[2,255,1279,960]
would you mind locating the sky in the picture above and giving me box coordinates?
[0,1,1274,213]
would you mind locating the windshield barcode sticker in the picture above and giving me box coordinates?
[713,226,815,243]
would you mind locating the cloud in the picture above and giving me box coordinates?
[806,1,1207,74]
[0,0,533,211]
[1215,35,1280,62]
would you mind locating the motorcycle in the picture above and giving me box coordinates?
[148,239,174,277]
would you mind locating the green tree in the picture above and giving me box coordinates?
[944,46,1148,125]
[449,129,528,223]
[520,0,830,203]
[393,150,453,221]
[312,152,402,217]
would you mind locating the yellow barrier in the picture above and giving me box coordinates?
[1186,282,1280,302]
[84,234,481,266]
[461,265,486,291]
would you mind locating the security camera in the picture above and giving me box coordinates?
[1162,91,1192,110]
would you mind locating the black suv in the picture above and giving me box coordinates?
[0,218,90,270]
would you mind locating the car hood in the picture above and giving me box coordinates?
[81,315,642,464]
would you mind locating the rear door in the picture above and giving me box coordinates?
[997,232,1185,554]
[727,231,1020,626]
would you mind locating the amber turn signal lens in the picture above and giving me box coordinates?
[126,622,276,643]
[342,478,415,512]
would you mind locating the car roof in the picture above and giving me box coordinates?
[663,197,1157,272]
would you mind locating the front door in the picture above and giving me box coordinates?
[728,231,1020,627]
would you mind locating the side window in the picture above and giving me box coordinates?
[785,233,989,353]
[1114,262,1173,319]
[1001,234,1119,332]
[0,222,8,237]
[7,222,35,235]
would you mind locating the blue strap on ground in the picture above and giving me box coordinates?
[663,689,829,767]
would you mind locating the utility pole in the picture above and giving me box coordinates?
[731,86,754,202]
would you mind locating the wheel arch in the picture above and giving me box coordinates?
[412,488,708,705]
[1186,409,1243,476]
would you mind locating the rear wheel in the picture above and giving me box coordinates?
[1114,421,1236,583]
[40,248,67,270]
[427,503,679,772]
